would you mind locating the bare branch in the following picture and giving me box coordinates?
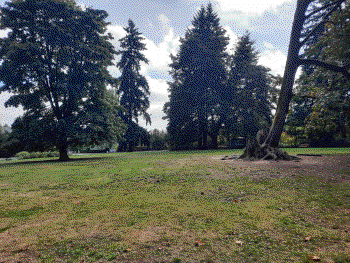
[298,58,350,79]
[299,0,345,48]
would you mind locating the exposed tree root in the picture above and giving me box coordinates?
[237,130,301,161]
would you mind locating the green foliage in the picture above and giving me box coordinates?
[15,151,59,160]
[116,20,150,152]
[15,151,31,159]
[0,0,122,160]
[166,3,229,150]
[226,33,273,138]
[149,129,167,150]
[289,1,350,147]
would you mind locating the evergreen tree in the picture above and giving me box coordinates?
[166,3,229,150]
[226,33,272,145]
[0,0,120,161]
[116,19,150,152]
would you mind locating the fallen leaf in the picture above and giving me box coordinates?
[311,255,321,261]
[195,241,204,247]
[234,240,243,246]
[304,236,312,242]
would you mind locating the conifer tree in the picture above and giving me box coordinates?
[166,3,229,150]
[116,19,150,152]
[226,33,272,145]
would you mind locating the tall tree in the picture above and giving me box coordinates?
[166,3,229,150]
[0,0,121,161]
[226,33,272,153]
[116,19,150,152]
[243,0,350,160]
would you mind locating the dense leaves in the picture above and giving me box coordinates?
[0,0,122,160]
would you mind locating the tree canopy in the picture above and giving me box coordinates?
[0,0,122,161]
[166,3,229,150]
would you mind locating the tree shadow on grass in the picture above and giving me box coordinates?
[0,156,111,167]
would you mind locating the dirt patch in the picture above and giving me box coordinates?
[214,154,350,182]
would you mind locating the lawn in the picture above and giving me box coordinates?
[0,148,350,262]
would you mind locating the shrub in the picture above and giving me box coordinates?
[15,151,59,159]
[45,152,59,157]
[15,151,31,159]
[30,152,42,159]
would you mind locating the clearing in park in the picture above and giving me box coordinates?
[0,148,350,262]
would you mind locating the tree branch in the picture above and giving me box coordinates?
[305,0,344,19]
[298,58,350,79]
[299,0,345,48]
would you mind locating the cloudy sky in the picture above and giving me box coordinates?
[0,0,297,130]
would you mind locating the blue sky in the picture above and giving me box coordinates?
[0,0,297,130]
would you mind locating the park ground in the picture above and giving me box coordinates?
[0,148,350,262]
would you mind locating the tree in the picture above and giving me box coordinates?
[116,19,150,152]
[243,0,350,160]
[0,0,121,161]
[166,3,229,150]
[226,33,273,157]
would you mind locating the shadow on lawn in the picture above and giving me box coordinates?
[0,156,110,167]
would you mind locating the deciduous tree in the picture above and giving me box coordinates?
[0,0,121,161]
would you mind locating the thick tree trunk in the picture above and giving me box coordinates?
[264,1,310,148]
[211,133,218,149]
[58,144,70,162]
[239,130,300,161]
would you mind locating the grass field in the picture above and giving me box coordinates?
[0,148,350,262]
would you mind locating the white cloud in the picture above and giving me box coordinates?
[259,49,287,76]
[224,26,239,54]
[0,29,10,38]
[147,77,169,95]
[193,0,294,14]
[0,92,24,126]
[264,41,275,49]
[141,16,180,75]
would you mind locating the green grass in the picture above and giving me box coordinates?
[0,148,349,262]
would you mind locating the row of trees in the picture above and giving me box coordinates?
[1,0,349,161]
[0,0,152,160]
[164,4,275,150]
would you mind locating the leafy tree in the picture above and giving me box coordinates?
[244,0,350,160]
[0,0,121,161]
[226,33,272,156]
[166,3,229,150]
[286,0,350,147]
[116,19,151,152]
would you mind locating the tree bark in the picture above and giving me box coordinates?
[211,132,218,149]
[58,144,70,161]
[264,1,310,148]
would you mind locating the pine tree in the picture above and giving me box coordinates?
[116,19,150,152]
[166,3,229,150]
[226,33,272,145]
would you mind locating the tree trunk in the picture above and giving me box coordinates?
[58,144,70,162]
[210,132,218,149]
[264,1,309,148]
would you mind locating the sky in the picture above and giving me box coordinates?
[0,0,297,131]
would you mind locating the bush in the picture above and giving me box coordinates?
[15,151,31,159]
[46,152,59,157]
[15,151,59,159]
[30,152,43,159]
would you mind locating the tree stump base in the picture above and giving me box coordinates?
[238,135,301,161]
